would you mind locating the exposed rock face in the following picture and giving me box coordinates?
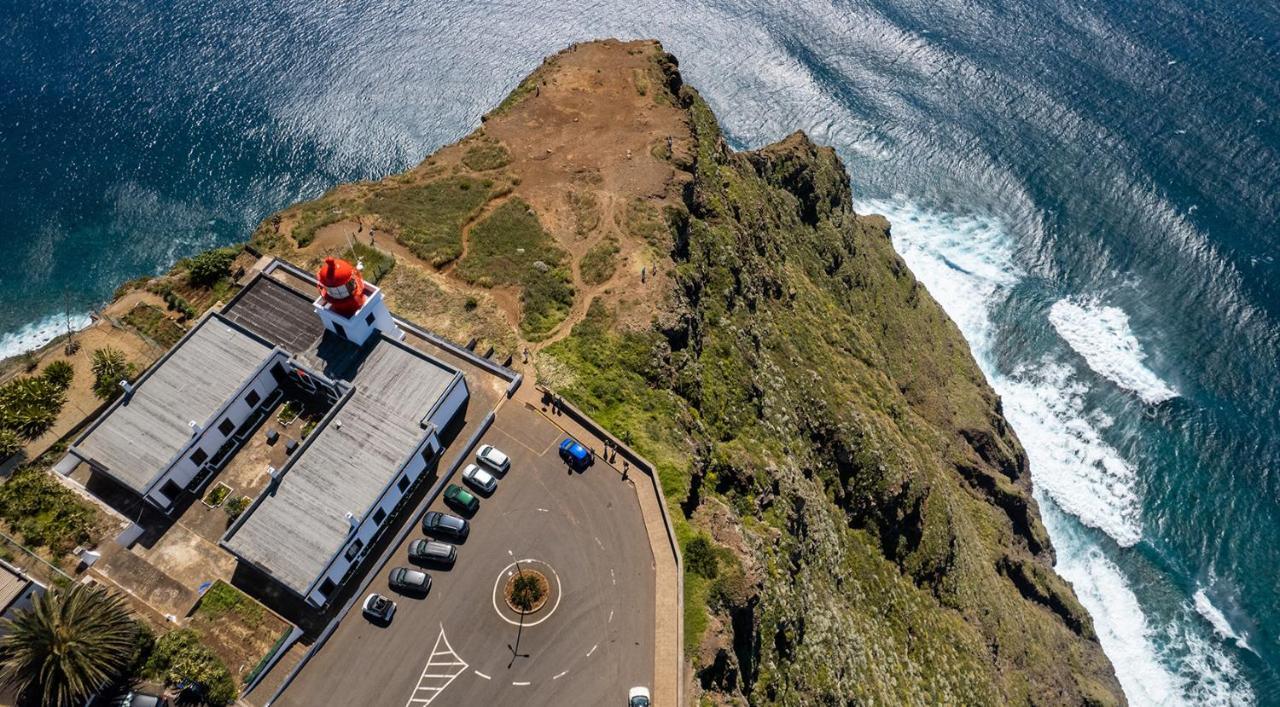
[246,39,1122,705]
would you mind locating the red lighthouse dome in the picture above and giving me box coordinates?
[317,257,365,317]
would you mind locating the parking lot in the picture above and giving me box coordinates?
[273,400,656,706]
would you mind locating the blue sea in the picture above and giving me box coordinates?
[3,1,1277,702]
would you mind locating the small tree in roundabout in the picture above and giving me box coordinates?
[0,584,139,707]
[510,572,545,613]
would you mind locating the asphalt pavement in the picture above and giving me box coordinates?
[273,401,656,707]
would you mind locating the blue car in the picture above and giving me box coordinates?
[558,438,593,470]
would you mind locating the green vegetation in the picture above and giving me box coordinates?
[0,364,72,440]
[580,237,619,286]
[145,629,237,705]
[0,584,140,707]
[90,347,136,401]
[487,57,557,117]
[0,465,100,553]
[457,198,574,340]
[122,303,185,347]
[366,176,491,267]
[340,242,395,284]
[462,139,511,171]
[0,430,21,461]
[277,400,301,425]
[225,496,250,520]
[149,282,198,320]
[184,246,238,286]
[41,361,74,390]
[509,573,546,612]
[683,535,719,578]
[205,484,229,507]
[195,581,264,629]
[569,190,600,235]
[620,198,671,248]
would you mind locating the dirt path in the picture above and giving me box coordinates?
[443,193,514,277]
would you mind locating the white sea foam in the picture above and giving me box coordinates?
[0,312,92,361]
[1193,588,1253,653]
[1048,297,1178,404]
[865,196,1254,705]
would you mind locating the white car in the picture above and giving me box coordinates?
[462,464,497,494]
[475,444,510,473]
[628,686,651,707]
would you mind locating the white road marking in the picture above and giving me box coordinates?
[610,568,615,585]
[587,643,598,657]
[553,670,568,680]
[608,610,614,623]
[404,625,469,707]
[513,681,531,686]
[537,507,550,512]
[474,670,491,680]
[594,536,604,550]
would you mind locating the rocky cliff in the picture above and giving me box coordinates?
[243,40,1122,704]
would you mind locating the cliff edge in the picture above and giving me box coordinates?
[243,39,1121,704]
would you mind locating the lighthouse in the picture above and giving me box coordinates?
[312,256,403,345]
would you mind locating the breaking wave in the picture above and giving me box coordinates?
[1048,297,1178,404]
[866,196,1254,705]
[0,312,92,361]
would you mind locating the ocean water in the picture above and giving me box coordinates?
[3,0,1277,702]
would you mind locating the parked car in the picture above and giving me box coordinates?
[475,444,510,473]
[89,689,171,707]
[422,511,469,540]
[362,593,396,623]
[408,538,456,566]
[389,566,431,596]
[462,464,497,494]
[559,438,593,470]
[628,686,651,707]
[443,484,479,514]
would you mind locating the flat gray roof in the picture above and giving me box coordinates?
[223,336,459,597]
[73,315,275,493]
[221,275,325,355]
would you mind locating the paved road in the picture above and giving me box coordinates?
[275,402,656,706]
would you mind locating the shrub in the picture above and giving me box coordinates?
[580,238,620,286]
[145,629,237,706]
[185,247,238,287]
[365,176,490,267]
[90,348,136,401]
[0,376,67,439]
[0,466,97,553]
[41,361,74,391]
[341,242,395,285]
[462,140,511,172]
[510,573,545,612]
[684,536,719,579]
[0,430,21,461]
[224,496,250,520]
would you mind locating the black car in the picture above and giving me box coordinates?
[422,511,469,540]
[389,566,431,596]
[408,539,456,566]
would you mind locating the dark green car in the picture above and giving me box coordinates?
[443,483,478,514]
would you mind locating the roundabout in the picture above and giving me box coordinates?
[491,559,561,626]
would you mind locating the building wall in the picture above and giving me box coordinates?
[146,353,287,509]
[304,375,468,607]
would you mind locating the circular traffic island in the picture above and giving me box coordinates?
[504,569,550,614]
[491,558,561,626]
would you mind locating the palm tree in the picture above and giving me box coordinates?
[0,584,138,707]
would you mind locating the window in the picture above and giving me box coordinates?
[217,418,235,436]
[333,322,347,340]
[372,508,386,526]
[245,389,261,407]
[318,578,336,598]
[344,539,363,561]
[160,480,182,501]
[397,475,410,493]
[365,312,376,326]
[190,448,208,465]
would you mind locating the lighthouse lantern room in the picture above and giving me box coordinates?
[313,256,403,346]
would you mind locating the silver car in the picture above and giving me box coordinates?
[462,463,497,494]
[475,444,510,473]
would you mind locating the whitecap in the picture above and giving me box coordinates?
[1193,588,1253,653]
[1048,297,1178,404]
[0,312,93,362]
